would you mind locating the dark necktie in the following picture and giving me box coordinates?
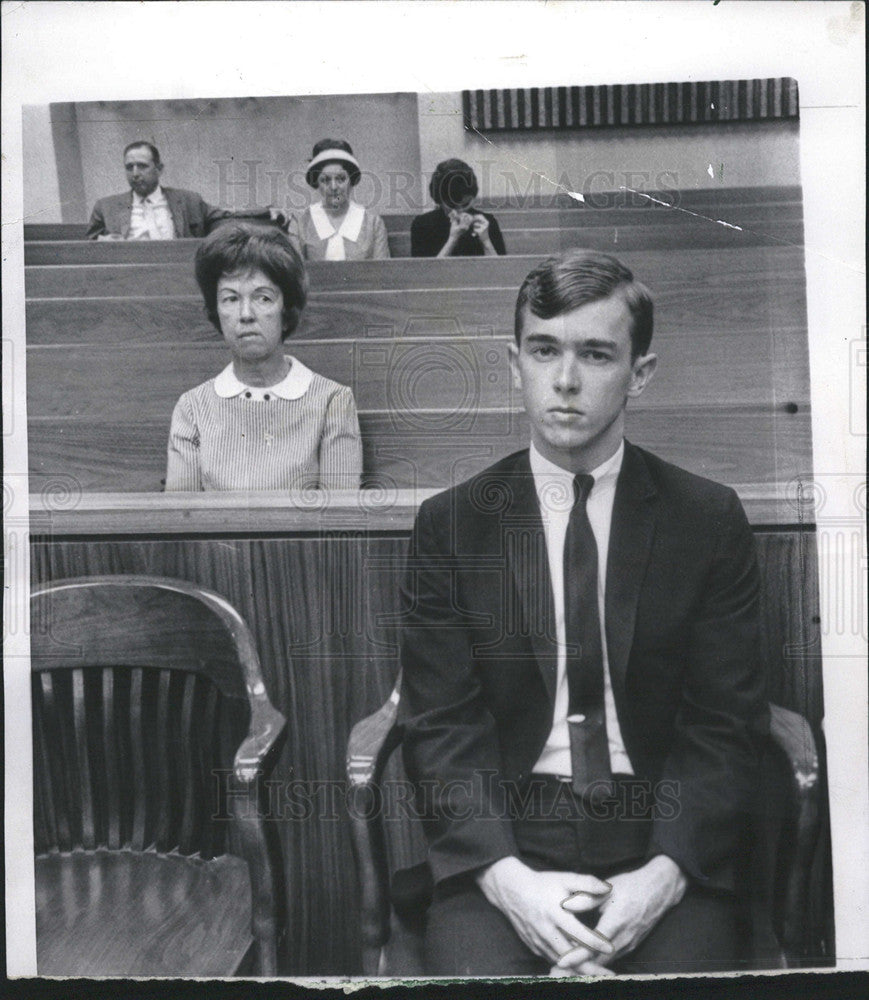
[563,473,612,796]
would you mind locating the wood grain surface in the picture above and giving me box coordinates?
[25,255,809,345]
[21,187,803,244]
[35,851,253,976]
[23,216,803,267]
[26,324,810,418]
[27,405,812,496]
[25,245,803,298]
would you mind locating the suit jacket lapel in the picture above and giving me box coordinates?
[605,441,658,723]
[165,188,186,237]
[502,452,558,704]
[117,192,133,239]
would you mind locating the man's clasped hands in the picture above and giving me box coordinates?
[476,853,688,977]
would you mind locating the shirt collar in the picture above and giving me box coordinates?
[213,356,314,400]
[530,439,624,508]
[309,200,365,243]
[132,184,167,207]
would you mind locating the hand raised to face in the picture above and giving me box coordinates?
[470,213,490,240]
[448,209,474,235]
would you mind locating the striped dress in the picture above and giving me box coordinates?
[165,357,362,492]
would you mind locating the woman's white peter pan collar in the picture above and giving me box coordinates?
[213,357,314,401]
[309,200,365,244]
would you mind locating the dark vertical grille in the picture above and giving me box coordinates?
[463,78,800,132]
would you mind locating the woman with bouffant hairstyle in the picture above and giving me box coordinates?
[411,158,507,258]
[165,222,362,491]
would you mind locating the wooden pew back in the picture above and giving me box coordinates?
[26,246,810,502]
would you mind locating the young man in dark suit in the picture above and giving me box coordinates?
[399,249,768,976]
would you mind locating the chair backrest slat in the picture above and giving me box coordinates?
[71,669,96,850]
[39,673,74,851]
[33,677,60,852]
[178,672,199,855]
[101,668,122,849]
[153,670,173,852]
[129,667,148,851]
[198,684,220,860]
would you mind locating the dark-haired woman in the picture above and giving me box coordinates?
[165,222,362,491]
[411,159,506,258]
[288,139,390,261]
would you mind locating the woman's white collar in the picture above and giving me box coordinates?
[309,200,365,243]
[213,356,314,400]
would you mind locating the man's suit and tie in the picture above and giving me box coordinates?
[401,441,766,873]
[397,250,769,975]
[86,187,229,240]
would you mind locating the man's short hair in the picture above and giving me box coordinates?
[123,141,162,165]
[194,221,308,339]
[514,249,654,359]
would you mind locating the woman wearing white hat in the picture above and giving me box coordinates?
[288,139,390,261]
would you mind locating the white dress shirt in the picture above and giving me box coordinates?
[530,439,634,777]
[129,185,176,239]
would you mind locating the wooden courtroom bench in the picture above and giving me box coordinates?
[24,185,804,259]
[27,490,829,973]
[25,249,810,495]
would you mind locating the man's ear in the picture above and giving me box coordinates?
[508,341,522,390]
[627,352,657,398]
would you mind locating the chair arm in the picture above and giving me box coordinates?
[234,700,287,783]
[347,681,403,974]
[768,703,821,964]
[231,698,288,974]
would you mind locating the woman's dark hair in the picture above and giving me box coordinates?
[305,138,361,188]
[514,248,654,359]
[195,222,308,339]
[429,159,479,209]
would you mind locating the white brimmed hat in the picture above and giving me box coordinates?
[305,145,362,188]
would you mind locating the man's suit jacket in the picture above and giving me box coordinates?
[399,442,769,892]
[85,187,230,239]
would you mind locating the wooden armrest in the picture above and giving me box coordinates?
[346,678,403,974]
[347,680,403,788]
[234,701,287,783]
[768,703,822,965]
[769,703,819,793]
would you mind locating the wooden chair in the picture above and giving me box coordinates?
[346,676,822,975]
[31,575,287,976]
